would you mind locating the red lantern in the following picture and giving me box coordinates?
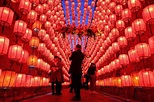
[19,0,32,14]
[44,21,51,30]
[128,49,139,63]
[13,20,27,36]
[37,59,43,69]
[115,5,123,16]
[121,75,132,86]
[142,5,154,24]
[29,0,39,6]
[135,43,151,59]
[125,26,136,40]
[25,75,33,87]
[29,37,39,48]
[42,3,49,13]
[43,34,50,43]
[128,0,141,12]
[122,9,132,22]
[111,28,119,39]
[0,36,9,55]
[15,74,26,87]
[32,20,42,33]
[0,7,14,26]
[131,72,139,86]
[148,36,154,54]
[39,14,47,24]
[132,19,146,35]
[119,54,129,66]
[19,50,29,63]
[28,55,38,68]
[0,71,17,87]
[116,20,125,31]
[21,28,32,42]
[35,4,43,15]
[0,69,2,76]
[117,36,127,48]
[38,29,46,39]
[38,43,46,53]
[109,14,116,24]
[112,42,120,53]
[27,10,37,23]
[8,45,23,61]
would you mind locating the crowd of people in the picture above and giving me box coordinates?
[49,44,97,101]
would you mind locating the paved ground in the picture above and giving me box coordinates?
[21,88,124,102]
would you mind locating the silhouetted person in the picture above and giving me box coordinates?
[69,44,84,101]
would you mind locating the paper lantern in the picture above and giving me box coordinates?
[109,14,116,24]
[112,42,120,53]
[19,50,29,63]
[142,5,154,24]
[42,3,49,13]
[111,28,119,39]
[116,20,125,31]
[128,0,141,12]
[27,10,37,23]
[29,37,39,48]
[8,45,23,61]
[119,54,129,66]
[25,75,33,87]
[44,21,51,30]
[0,71,17,87]
[135,43,151,59]
[148,36,154,54]
[128,49,139,63]
[113,77,122,87]
[35,4,43,15]
[28,55,38,68]
[37,59,43,69]
[39,14,47,23]
[29,0,39,6]
[19,0,32,14]
[0,36,9,55]
[38,43,46,53]
[32,76,40,86]
[131,72,139,86]
[115,5,123,16]
[0,69,2,76]
[21,28,32,42]
[122,9,132,22]
[117,36,127,48]
[121,75,132,86]
[0,7,14,26]
[125,26,136,40]
[38,29,46,39]
[13,20,27,36]
[15,73,26,87]
[32,20,42,33]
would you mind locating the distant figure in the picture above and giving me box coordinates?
[49,56,64,95]
[69,44,84,101]
[87,63,97,94]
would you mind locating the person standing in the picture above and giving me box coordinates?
[69,44,84,101]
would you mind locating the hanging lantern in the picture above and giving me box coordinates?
[122,9,132,22]
[0,69,2,76]
[131,72,140,86]
[121,75,132,86]
[139,70,154,87]
[39,14,47,24]
[128,0,141,12]
[111,28,119,39]
[109,2,116,11]
[32,76,40,86]
[115,5,123,16]
[0,36,9,55]
[43,34,50,43]
[0,71,17,87]
[44,21,51,30]
[29,0,39,6]
[19,50,29,63]
[29,37,39,48]
[13,20,27,37]
[38,43,46,53]
[117,36,127,48]
[27,10,37,23]
[42,3,49,13]
[128,49,139,63]
[112,42,120,53]
[32,20,42,33]
[116,20,125,31]
[119,54,129,66]
[0,7,14,26]
[19,0,32,14]
[135,43,151,59]
[14,73,26,87]
[35,4,43,15]
[113,77,122,87]
[8,45,23,61]
[21,28,32,42]
[142,5,154,24]
[25,75,33,87]
[148,36,154,54]
[37,59,43,69]
[132,19,146,35]
[125,26,136,41]
[28,55,38,68]
[38,29,46,39]
[109,14,116,24]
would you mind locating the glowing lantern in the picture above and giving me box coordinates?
[132,19,146,35]
[19,0,32,14]
[38,43,46,53]
[25,75,33,87]
[38,29,46,39]
[115,5,123,16]
[19,50,29,63]
[116,20,125,31]
[139,70,154,87]
[13,20,27,36]
[28,55,38,68]
[111,28,119,39]
[112,42,120,53]
[0,36,9,55]
[43,34,50,43]
[42,3,49,13]
[148,36,154,54]
[142,5,154,24]
[121,75,132,86]
[125,26,136,40]
[32,20,42,33]
[0,71,17,87]
[27,10,37,23]
[21,28,32,42]
[131,72,139,86]
[0,7,14,26]
[113,77,122,87]
[35,4,43,15]
[109,2,116,11]
[39,14,47,24]
[128,0,141,12]
[117,36,127,48]
[128,49,139,63]
[15,74,26,87]
[119,54,129,66]
[37,59,43,69]
[135,43,151,59]
[8,45,23,61]
[44,21,51,30]
[29,0,39,6]
[29,37,39,48]
[109,14,116,24]
[32,76,40,86]
[122,9,132,22]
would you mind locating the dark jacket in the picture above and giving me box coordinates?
[69,50,84,75]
